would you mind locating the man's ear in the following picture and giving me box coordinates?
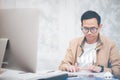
[81,24,83,27]
[99,24,103,30]
[98,24,103,32]
[99,24,103,29]
[81,24,83,28]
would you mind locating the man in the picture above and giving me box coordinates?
[59,10,120,78]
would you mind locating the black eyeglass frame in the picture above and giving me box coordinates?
[81,27,98,34]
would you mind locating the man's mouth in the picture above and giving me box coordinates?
[86,35,93,38]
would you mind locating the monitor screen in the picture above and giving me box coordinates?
[0,9,39,72]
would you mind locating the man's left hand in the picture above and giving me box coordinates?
[86,65,101,73]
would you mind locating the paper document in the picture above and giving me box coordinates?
[67,70,105,78]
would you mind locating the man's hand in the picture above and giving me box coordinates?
[66,63,79,72]
[86,65,101,72]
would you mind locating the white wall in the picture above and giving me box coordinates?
[0,0,120,72]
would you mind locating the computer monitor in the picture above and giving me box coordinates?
[0,38,8,68]
[0,9,39,72]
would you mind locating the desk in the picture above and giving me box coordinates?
[66,71,119,80]
[0,69,68,80]
[0,69,119,80]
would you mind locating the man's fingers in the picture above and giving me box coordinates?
[67,65,101,73]
[87,65,94,71]
[67,66,73,72]
[66,64,79,72]
[66,66,72,72]
[75,63,77,67]
[75,63,79,71]
[87,65,101,72]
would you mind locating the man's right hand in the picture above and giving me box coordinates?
[66,63,79,72]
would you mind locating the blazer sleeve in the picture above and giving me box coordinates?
[59,41,76,71]
[110,42,120,78]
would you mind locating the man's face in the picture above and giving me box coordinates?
[81,18,102,43]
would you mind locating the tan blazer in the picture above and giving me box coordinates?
[59,35,120,78]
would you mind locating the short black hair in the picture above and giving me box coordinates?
[81,10,101,25]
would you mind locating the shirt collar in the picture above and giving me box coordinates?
[80,34,103,51]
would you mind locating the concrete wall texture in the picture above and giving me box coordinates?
[0,0,120,72]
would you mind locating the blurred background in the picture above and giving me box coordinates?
[0,0,120,72]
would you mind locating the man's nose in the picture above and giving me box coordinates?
[87,30,92,34]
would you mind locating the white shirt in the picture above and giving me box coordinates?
[77,42,97,68]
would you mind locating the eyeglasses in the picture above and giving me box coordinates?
[81,27,98,34]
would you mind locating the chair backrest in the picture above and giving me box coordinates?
[0,38,8,68]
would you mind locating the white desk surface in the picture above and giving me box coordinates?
[0,68,67,80]
[0,69,118,80]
